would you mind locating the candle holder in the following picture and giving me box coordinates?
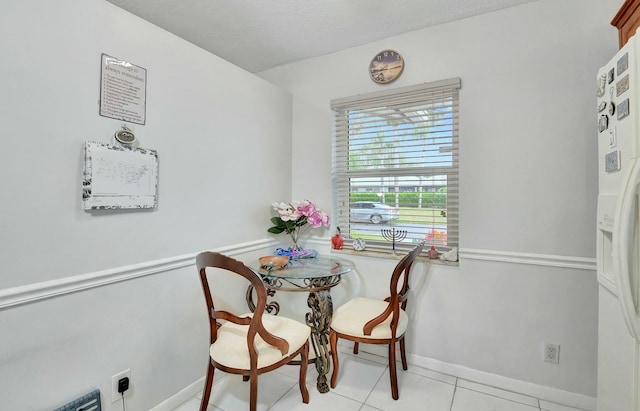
[381,228,407,253]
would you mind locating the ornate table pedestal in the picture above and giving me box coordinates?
[247,255,355,393]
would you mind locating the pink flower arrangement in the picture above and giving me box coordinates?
[269,200,330,248]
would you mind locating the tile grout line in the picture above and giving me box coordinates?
[456,384,541,409]
[363,363,389,407]
[267,382,297,411]
[449,377,459,411]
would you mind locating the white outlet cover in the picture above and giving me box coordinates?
[543,343,560,364]
[111,368,131,403]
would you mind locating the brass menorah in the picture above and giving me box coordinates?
[381,228,407,253]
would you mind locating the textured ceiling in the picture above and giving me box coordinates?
[106,0,538,73]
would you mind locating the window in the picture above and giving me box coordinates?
[331,78,460,254]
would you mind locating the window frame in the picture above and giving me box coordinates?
[331,78,461,256]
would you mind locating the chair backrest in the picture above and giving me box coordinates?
[390,243,424,310]
[363,243,425,337]
[196,252,288,364]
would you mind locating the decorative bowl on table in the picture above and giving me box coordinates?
[258,255,290,269]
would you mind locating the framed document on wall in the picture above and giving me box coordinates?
[83,141,158,210]
[99,54,147,125]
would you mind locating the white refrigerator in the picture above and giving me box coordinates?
[596,33,640,411]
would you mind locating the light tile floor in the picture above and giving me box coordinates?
[173,347,588,411]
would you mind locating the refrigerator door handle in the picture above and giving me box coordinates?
[613,157,640,342]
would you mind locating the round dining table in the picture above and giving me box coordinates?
[247,254,355,393]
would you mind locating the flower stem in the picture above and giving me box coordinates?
[290,224,310,249]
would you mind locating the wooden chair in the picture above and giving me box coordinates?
[196,252,311,411]
[329,243,425,400]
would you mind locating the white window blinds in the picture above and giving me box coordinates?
[331,78,460,253]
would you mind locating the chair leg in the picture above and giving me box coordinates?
[249,371,258,411]
[353,341,359,354]
[200,361,215,411]
[298,341,310,403]
[388,341,399,400]
[329,329,339,388]
[400,337,408,370]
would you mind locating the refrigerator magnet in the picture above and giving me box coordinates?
[598,101,607,112]
[608,68,615,84]
[616,75,629,96]
[598,115,609,132]
[597,75,606,97]
[605,151,621,173]
[617,98,630,120]
[617,53,628,75]
[609,127,617,149]
[609,102,616,116]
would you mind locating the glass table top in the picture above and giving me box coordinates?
[254,255,355,280]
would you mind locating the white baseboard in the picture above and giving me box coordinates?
[345,343,595,411]
[149,377,205,411]
[409,354,596,411]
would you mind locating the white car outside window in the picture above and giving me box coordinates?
[349,202,399,224]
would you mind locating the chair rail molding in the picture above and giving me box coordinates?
[459,248,596,271]
[0,238,280,311]
[2,243,596,311]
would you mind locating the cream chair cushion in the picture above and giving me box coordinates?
[331,297,408,339]
[210,313,311,370]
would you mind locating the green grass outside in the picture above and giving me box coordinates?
[350,207,447,240]
[396,207,447,224]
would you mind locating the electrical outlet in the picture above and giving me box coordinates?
[543,343,560,364]
[111,369,131,402]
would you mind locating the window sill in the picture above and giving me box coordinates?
[329,247,459,267]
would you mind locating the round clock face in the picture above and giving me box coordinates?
[369,50,404,84]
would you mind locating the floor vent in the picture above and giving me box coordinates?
[53,389,101,411]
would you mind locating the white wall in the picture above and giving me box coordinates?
[258,0,621,402]
[0,0,293,290]
[0,0,293,410]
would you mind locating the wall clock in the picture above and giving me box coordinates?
[114,125,136,145]
[369,49,404,84]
